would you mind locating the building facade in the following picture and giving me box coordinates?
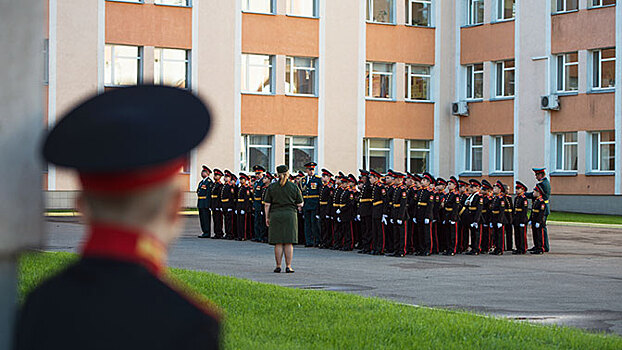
[43,0,622,214]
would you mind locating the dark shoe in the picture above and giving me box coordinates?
[422,252,431,256]
[465,251,479,256]
[492,250,503,256]
[273,267,281,273]
[341,247,353,251]
[198,234,210,238]
[286,267,295,273]
[443,251,455,256]
[528,247,536,252]
[305,244,313,248]
[392,252,405,257]
[530,250,543,255]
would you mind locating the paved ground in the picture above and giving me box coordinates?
[43,217,622,335]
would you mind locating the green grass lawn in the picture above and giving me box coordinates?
[18,252,622,349]
[547,212,622,225]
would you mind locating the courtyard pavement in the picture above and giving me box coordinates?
[43,217,622,335]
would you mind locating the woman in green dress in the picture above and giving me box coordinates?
[264,165,303,273]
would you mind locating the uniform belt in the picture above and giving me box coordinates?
[336,204,345,207]
[254,197,262,200]
[359,198,372,202]
[304,195,319,199]
[418,202,427,206]
[445,208,453,211]
[544,200,549,204]
[492,210,500,214]
[320,201,329,205]
[221,199,229,202]
[373,200,383,206]
[533,209,540,213]
[468,207,477,210]
[198,196,207,199]
[237,199,246,202]
[211,195,218,198]
[482,210,487,213]
[505,209,512,212]
[515,209,523,212]
[393,204,401,208]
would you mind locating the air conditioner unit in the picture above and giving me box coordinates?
[541,94,560,110]
[452,101,469,116]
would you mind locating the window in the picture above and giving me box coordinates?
[405,65,431,101]
[497,0,515,20]
[493,135,514,172]
[366,62,393,99]
[590,0,616,7]
[406,0,432,26]
[363,139,392,174]
[285,136,316,173]
[367,0,394,23]
[155,0,189,5]
[466,63,484,99]
[241,135,273,172]
[242,0,273,14]
[287,0,316,17]
[554,0,578,12]
[154,48,189,89]
[242,54,273,93]
[43,39,49,85]
[104,44,142,87]
[181,154,191,174]
[495,60,515,97]
[467,0,484,25]
[592,48,615,90]
[286,57,316,95]
[591,131,615,172]
[556,52,578,92]
[405,140,431,173]
[464,136,483,172]
[555,132,578,171]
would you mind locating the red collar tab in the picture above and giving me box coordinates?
[82,223,167,275]
[79,158,185,194]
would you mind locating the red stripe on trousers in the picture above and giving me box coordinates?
[350,222,354,249]
[523,226,528,251]
[403,224,407,255]
[453,223,458,254]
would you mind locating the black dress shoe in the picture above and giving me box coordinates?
[273,267,281,273]
[528,247,536,252]
[198,234,210,238]
[285,267,295,273]
[492,250,503,256]
[530,250,543,255]
[392,252,405,257]
[304,244,313,247]
[422,252,431,256]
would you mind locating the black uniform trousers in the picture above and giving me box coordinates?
[360,215,373,250]
[418,222,433,255]
[304,209,320,246]
[480,224,490,252]
[393,222,407,255]
[543,215,550,252]
[224,210,234,239]
[320,216,333,247]
[505,224,513,251]
[470,224,482,253]
[198,208,211,235]
[513,224,528,253]
[335,221,354,250]
[438,222,447,253]
[253,204,266,242]
[212,209,224,238]
[447,222,459,254]
[236,212,251,240]
[407,220,417,254]
[372,219,385,253]
[458,222,469,253]
[493,225,505,253]
[432,222,439,254]
[532,223,545,252]
[385,222,394,253]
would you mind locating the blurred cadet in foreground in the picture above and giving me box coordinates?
[15,86,220,350]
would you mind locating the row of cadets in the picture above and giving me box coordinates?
[235,173,253,240]
[319,169,335,248]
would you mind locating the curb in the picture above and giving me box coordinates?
[45,211,199,217]
[547,220,622,229]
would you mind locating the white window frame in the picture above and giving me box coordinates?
[464,136,483,173]
[366,62,394,100]
[366,0,395,23]
[590,131,616,172]
[285,56,317,96]
[405,64,432,101]
[154,0,191,6]
[241,135,274,172]
[285,136,317,172]
[589,0,616,8]
[241,0,275,14]
[467,0,484,25]
[406,0,433,27]
[592,48,616,90]
[493,135,514,173]
[554,132,578,172]
[286,0,317,17]
[405,140,431,173]
[466,63,484,100]
[154,48,190,89]
[495,60,515,98]
[104,44,143,87]
[496,0,515,21]
[556,52,578,92]
[553,0,578,13]
[242,53,274,94]
[363,138,392,173]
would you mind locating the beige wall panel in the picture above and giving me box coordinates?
[552,7,615,53]
[242,13,318,56]
[551,93,615,132]
[241,94,318,135]
[459,100,514,136]
[550,175,614,195]
[55,168,79,191]
[106,2,192,48]
[365,101,434,139]
[366,24,435,64]
[460,22,514,64]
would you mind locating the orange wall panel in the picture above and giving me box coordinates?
[459,100,514,136]
[242,14,318,57]
[365,101,434,139]
[366,24,435,64]
[550,175,614,195]
[241,94,318,135]
[552,7,615,53]
[461,22,514,64]
[550,93,614,132]
[106,2,192,49]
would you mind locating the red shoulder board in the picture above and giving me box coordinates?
[541,203,545,210]
[382,188,386,194]
[350,193,354,199]
[247,190,250,195]
[479,198,484,204]
[501,200,505,206]
[524,200,528,206]
[231,188,235,193]
[456,197,460,203]
[402,191,407,198]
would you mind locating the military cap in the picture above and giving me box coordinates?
[406,172,415,180]
[414,174,423,181]
[224,170,232,177]
[369,170,381,178]
[515,181,527,191]
[42,86,211,193]
[458,180,469,187]
[495,180,506,192]
[276,165,289,174]
[338,171,346,179]
[359,169,370,176]
[422,172,435,183]
[532,167,546,175]
[213,168,223,176]
[297,170,305,177]
[321,168,333,177]
[469,179,481,187]
[449,176,459,186]
[481,179,493,190]
[392,171,405,179]
[435,177,446,186]
[201,165,211,174]
[265,172,274,180]
[347,174,358,183]
[239,173,249,181]
[230,173,237,181]
[253,165,266,173]
[304,162,317,169]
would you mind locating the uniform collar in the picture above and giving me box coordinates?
[82,223,167,276]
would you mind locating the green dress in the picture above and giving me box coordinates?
[264,181,303,244]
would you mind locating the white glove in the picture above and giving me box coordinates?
[227,208,232,212]
[390,219,394,224]
[471,223,478,229]
[337,217,342,223]
[433,220,437,223]
[449,221,456,225]
[519,223,525,227]
[356,215,361,221]
[240,210,245,215]
[424,218,430,225]
[528,221,532,226]
[535,223,540,228]
[397,219,403,225]
[489,223,493,228]
[336,209,341,214]
[382,215,387,225]
[497,223,502,228]
[325,215,330,219]
[315,215,320,219]
[234,210,238,215]
[413,218,417,223]
[442,220,446,225]
[330,216,333,220]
